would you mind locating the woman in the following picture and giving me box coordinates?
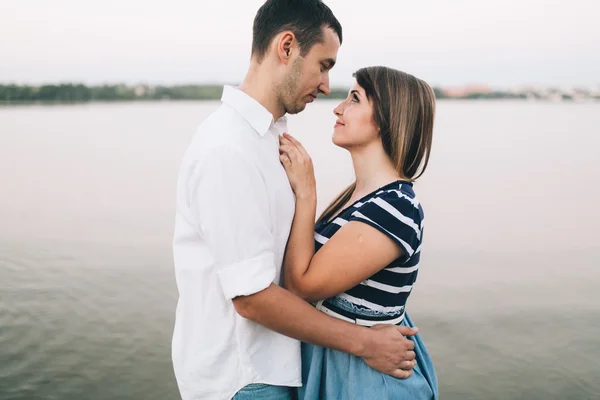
[278,66,438,400]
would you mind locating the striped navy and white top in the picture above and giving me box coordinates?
[314,180,424,327]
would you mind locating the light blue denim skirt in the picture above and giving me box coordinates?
[297,308,438,400]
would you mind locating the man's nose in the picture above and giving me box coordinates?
[319,75,331,96]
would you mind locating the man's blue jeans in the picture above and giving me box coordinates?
[232,383,294,400]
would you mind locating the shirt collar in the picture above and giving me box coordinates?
[221,85,287,137]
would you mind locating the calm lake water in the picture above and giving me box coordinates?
[1,100,599,399]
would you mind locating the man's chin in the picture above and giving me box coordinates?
[286,103,308,115]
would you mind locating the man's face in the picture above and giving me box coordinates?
[279,27,340,115]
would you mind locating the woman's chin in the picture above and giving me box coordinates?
[332,136,352,150]
[331,136,342,148]
[331,132,345,148]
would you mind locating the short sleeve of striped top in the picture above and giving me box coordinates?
[348,185,423,264]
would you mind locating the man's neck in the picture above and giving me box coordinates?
[239,64,285,121]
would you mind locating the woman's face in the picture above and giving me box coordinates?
[332,81,379,149]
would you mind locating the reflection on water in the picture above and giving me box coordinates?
[0,101,599,399]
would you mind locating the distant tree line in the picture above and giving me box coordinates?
[0,83,448,103]
[0,84,226,103]
[1,83,596,104]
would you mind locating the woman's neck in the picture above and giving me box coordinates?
[350,142,402,197]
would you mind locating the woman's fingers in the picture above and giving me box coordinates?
[279,144,294,153]
[281,140,309,167]
[279,153,291,166]
[279,142,303,165]
[283,133,309,159]
[279,145,299,163]
[279,135,295,149]
[282,132,299,146]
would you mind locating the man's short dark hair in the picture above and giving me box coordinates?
[252,0,343,62]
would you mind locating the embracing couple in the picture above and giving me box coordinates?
[171,0,438,399]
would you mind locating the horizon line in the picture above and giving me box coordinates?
[2,81,599,90]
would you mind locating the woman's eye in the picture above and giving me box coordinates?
[351,94,359,103]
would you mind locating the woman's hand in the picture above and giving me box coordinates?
[279,133,316,200]
[280,133,317,292]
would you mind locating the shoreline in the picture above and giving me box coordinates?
[3,84,598,106]
[1,97,598,107]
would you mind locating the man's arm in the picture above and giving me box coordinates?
[233,283,417,378]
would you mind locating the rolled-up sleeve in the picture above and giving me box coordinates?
[188,146,276,300]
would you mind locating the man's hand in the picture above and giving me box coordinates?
[359,324,418,379]
[232,284,418,379]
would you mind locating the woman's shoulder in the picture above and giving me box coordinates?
[349,181,424,262]
[360,181,424,221]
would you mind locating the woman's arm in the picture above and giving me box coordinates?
[278,133,319,292]
[279,134,403,301]
[282,192,318,294]
[286,219,402,302]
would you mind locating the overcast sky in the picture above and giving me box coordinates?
[1,0,598,88]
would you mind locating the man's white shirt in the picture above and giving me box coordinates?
[172,86,301,399]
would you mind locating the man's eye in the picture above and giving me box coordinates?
[321,64,328,72]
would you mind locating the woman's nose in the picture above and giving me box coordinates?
[333,103,343,116]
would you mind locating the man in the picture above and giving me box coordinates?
[172,1,417,399]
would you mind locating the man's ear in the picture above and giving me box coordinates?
[277,31,295,64]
